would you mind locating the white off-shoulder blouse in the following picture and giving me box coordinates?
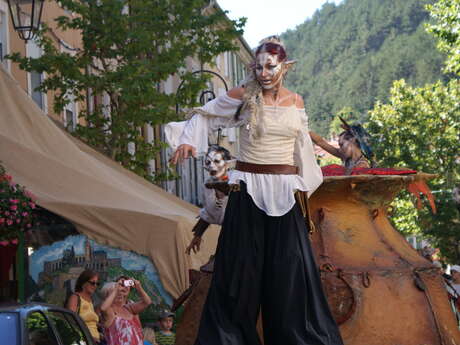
[165,94,323,217]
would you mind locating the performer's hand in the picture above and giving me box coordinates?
[185,236,202,255]
[170,144,196,165]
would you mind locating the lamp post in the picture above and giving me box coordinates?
[7,0,44,41]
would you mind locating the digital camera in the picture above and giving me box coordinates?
[123,279,134,287]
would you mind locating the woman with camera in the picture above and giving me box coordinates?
[100,277,152,345]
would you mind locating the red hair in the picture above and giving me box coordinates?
[255,42,287,61]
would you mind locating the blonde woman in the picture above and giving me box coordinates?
[169,36,344,345]
[142,327,157,345]
[100,279,152,345]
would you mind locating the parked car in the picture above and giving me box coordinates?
[0,302,95,345]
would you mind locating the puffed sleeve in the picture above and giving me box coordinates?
[164,94,243,155]
[294,109,323,197]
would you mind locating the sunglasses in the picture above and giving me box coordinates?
[87,280,100,287]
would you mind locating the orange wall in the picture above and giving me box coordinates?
[5,0,82,122]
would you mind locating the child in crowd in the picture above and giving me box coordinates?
[143,326,157,345]
[155,311,175,345]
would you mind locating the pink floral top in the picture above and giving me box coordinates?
[104,313,143,345]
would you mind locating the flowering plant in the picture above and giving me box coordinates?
[0,163,36,243]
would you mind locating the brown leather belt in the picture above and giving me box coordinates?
[235,161,298,175]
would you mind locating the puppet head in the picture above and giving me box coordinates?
[253,35,296,90]
[204,145,232,180]
[338,116,375,167]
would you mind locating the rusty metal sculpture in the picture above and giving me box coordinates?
[176,174,460,345]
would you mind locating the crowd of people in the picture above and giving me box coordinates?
[65,269,176,345]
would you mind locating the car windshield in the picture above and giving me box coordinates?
[0,312,19,344]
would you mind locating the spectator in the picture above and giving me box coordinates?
[450,266,460,295]
[446,265,460,326]
[65,269,102,344]
[155,311,175,345]
[100,278,152,345]
[143,326,157,345]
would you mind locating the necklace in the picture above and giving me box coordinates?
[344,154,366,170]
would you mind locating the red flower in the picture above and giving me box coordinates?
[22,212,29,217]
[0,174,12,182]
[6,219,13,226]
[10,205,17,211]
[0,218,4,224]
[9,199,19,204]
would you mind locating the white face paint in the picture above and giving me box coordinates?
[204,151,227,179]
[255,52,284,89]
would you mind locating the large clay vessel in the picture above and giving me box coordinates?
[176,174,460,345]
[309,174,460,345]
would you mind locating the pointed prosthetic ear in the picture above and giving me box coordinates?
[283,60,297,72]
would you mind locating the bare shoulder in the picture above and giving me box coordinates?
[294,93,305,109]
[66,294,78,310]
[227,86,245,100]
[281,88,304,108]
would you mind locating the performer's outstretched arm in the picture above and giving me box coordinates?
[310,131,343,159]
[171,87,244,164]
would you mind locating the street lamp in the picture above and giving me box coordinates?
[7,0,44,41]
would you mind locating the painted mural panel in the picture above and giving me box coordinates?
[29,235,172,322]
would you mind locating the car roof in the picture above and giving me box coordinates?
[0,302,71,315]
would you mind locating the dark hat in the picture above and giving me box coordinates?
[158,310,175,319]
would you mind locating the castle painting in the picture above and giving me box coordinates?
[29,235,172,322]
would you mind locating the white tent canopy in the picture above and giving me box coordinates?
[0,66,219,298]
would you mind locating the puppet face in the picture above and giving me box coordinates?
[204,150,228,179]
[254,52,284,90]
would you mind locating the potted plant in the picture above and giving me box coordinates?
[0,163,36,245]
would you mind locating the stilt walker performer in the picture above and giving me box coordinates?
[168,35,344,345]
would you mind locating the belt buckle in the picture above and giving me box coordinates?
[228,183,241,193]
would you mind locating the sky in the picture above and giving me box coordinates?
[218,0,343,48]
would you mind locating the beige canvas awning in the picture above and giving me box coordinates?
[0,66,219,299]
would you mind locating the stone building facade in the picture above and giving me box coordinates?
[0,1,252,208]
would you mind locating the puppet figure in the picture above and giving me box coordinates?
[185,145,232,269]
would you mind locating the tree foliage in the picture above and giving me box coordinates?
[367,79,459,261]
[282,0,446,136]
[426,0,460,74]
[8,0,244,181]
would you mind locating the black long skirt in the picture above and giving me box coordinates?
[195,183,344,345]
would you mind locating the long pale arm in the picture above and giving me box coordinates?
[170,88,244,164]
